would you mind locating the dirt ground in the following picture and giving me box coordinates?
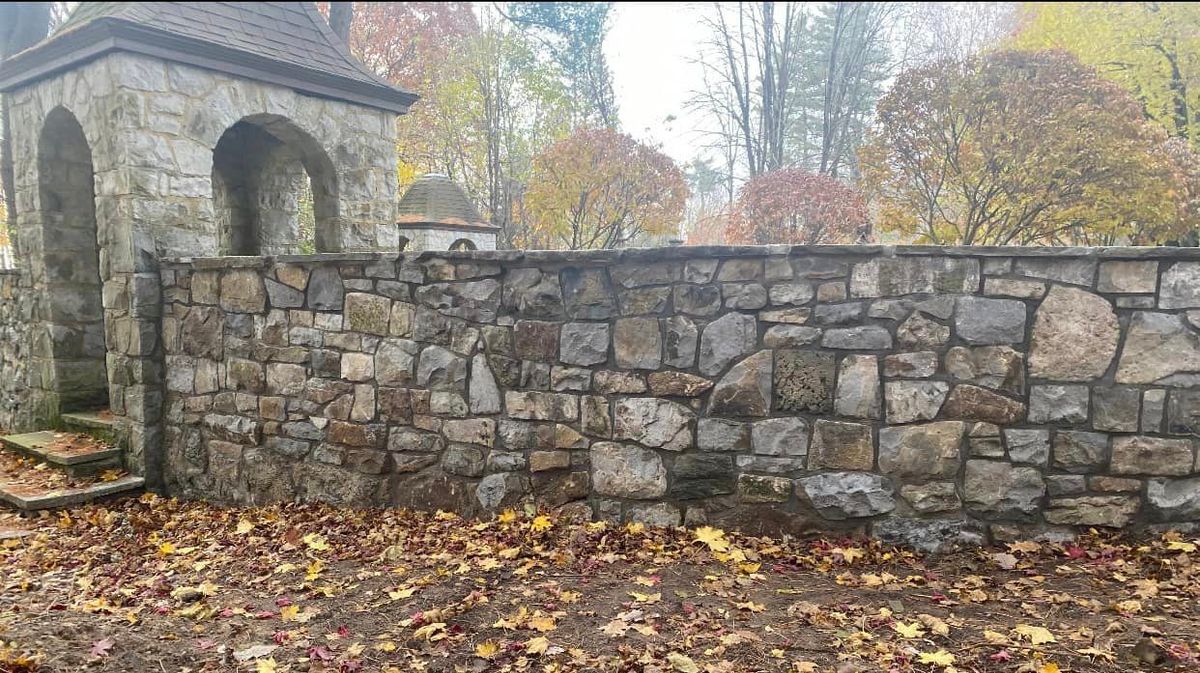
[1,496,1198,672]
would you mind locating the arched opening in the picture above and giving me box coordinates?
[398,235,410,252]
[449,238,477,251]
[37,107,107,411]
[212,114,339,255]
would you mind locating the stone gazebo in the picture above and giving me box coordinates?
[0,2,415,484]
[396,173,499,251]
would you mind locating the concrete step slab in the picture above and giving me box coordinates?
[0,474,144,511]
[0,431,123,477]
[60,409,116,432]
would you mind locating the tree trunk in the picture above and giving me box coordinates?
[1,2,52,235]
[328,2,354,44]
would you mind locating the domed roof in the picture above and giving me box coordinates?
[397,174,495,229]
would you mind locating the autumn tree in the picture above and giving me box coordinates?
[522,128,688,249]
[859,50,1193,246]
[681,159,734,246]
[503,2,618,127]
[1013,2,1200,145]
[725,168,867,244]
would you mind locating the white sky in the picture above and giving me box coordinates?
[605,2,712,165]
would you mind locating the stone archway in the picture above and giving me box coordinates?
[449,238,477,251]
[212,114,340,255]
[36,106,107,412]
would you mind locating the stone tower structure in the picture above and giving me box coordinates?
[0,2,415,483]
[396,173,499,251]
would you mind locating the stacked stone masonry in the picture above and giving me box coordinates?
[155,246,1200,550]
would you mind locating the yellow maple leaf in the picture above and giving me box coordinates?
[893,621,925,638]
[413,622,447,641]
[525,636,550,655]
[389,586,417,600]
[375,641,397,652]
[917,650,955,666]
[235,519,255,535]
[1112,599,1142,614]
[1040,662,1061,673]
[1015,624,1056,645]
[735,600,765,613]
[279,605,300,621]
[475,640,501,659]
[529,615,557,632]
[983,630,1009,645]
[1166,540,1196,552]
[255,658,277,673]
[667,652,700,673]
[530,515,553,532]
[158,542,176,556]
[303,533,330,551]
[693,526,730,553]
[630,592,661,604]
[497,509,518,524]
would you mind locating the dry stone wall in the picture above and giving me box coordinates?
[160,246,1200,550]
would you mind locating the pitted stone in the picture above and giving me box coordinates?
[774,350,834,413]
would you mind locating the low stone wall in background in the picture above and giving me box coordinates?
[160,246,1200,550]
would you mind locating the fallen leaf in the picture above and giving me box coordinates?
[667,651,700,673]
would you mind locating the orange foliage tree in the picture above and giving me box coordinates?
[725,168,868,245]
[522,128,688,249]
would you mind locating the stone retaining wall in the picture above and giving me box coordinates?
[159,246,1200,549]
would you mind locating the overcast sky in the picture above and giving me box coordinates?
[605,2,711,166]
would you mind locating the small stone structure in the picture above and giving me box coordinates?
[154,246,1200,548]
[0,2,413,481]
[396,174,499,252]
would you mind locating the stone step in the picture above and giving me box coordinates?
[0,473,144,511]
[60,409,116,433]
[0,431,122,477]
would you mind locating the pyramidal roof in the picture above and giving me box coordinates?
[397,174,496,230]
[0,2,417,113]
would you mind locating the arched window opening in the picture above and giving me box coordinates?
[449,238,477,251]
[398,235,410,252]
[37,107,107,411]
[213,115,339,255]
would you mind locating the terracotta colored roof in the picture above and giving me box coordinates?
[0,2,417,113]
[397,174,496,229]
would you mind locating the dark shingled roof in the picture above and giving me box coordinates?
[0,2,417,113]
[397,174,496,230]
